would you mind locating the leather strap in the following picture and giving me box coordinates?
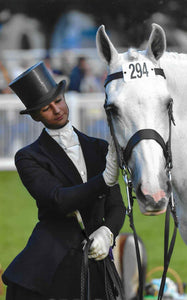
[124,129,168,163]
[104,68,166,88]
[104,72,123,87]
[104,256,125,300]
[81,238,93,300]
[157,202,178,300]
[81,240,125,300]
[154,68,166,79]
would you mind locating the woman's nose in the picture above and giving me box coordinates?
[52,104,60,114]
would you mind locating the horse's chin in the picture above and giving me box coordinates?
[143,209,166,216]
[137,200,167,215]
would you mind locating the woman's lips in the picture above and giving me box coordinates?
[55,115,64,121]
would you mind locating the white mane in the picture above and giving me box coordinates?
[160,51,187,114]
[127,48,187,62]
[162,51,187,61]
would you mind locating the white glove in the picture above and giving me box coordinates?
[103,138,119,186]
[86,226,114,261]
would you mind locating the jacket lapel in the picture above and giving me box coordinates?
[38,129,83,185]
[74,128,103,180]
[38,128,103,185]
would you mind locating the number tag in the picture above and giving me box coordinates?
[122,62,156,82]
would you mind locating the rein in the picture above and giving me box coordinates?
[104,67,178,300]
[80,219,125,300]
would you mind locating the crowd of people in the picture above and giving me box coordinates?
[0,53,107,95]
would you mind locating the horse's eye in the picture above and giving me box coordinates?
[105,103,119,115]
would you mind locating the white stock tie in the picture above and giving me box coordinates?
[46,122,87,182]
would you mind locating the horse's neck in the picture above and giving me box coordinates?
[160,52,187,102]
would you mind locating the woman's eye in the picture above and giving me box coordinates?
[55,99,62,104]
[42,106,49,112]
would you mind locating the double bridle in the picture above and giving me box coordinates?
[104,67,178,300]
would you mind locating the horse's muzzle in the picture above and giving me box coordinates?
[136,181,171,215]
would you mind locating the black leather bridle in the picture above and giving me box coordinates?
[104,67,178,300]
[104,67,172,170]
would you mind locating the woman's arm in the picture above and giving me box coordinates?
[15,149,108,216]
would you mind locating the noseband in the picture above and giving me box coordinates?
[104,67,178,300]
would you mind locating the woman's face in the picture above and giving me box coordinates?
[37,94,69,129]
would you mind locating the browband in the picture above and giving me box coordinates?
[104,68,166,88]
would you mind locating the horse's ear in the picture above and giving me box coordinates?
[96,25,118,65]
[147,23,166,62]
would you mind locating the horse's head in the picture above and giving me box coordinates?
[97,24,173,215]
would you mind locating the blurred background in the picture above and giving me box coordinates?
[0,0,187,299]
[0,0,187,169]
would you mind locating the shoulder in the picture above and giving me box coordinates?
[15,130,43,162]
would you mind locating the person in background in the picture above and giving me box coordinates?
[0,60,12,93]
[68,56,89,92]
[2,61,125,300]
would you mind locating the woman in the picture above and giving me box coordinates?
[2,61,125,300]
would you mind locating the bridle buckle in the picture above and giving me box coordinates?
[122,165,133,215]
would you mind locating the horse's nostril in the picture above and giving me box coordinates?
[136,183,167,212]
[136,184,150,205]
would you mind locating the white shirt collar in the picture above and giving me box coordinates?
[46,121,80,149]
[46,122,87,182]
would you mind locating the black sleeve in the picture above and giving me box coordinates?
[103,184,126,239]
[15,149,109,216]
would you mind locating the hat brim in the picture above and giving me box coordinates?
[20,80,66,115]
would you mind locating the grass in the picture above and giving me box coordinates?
[0,171,187,299]
[119,175,187,285]
[0,171,37,299]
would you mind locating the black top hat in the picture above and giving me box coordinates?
[9,61,66,115]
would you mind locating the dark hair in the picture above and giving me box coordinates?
[78,56,86,65]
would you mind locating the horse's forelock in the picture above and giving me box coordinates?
[127,48,140,61]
